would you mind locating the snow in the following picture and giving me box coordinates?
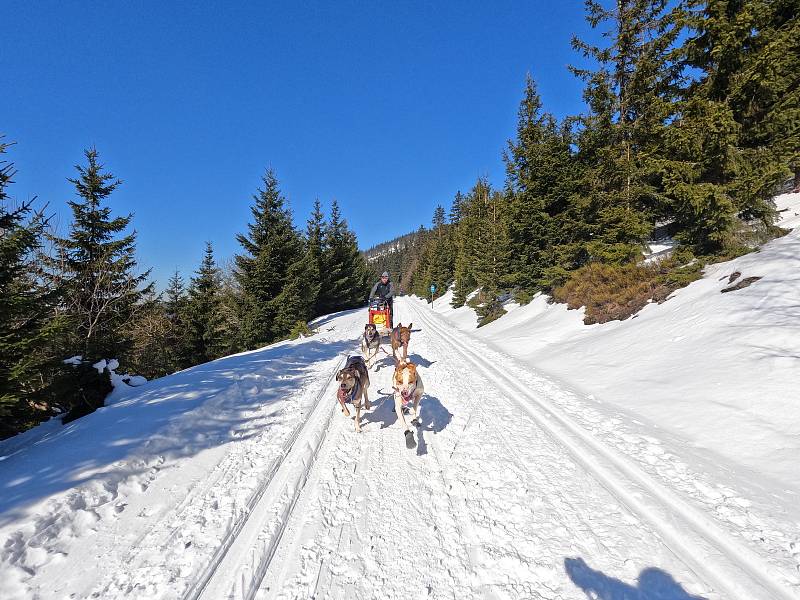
[428,191,800,591]
[0,195,798,599]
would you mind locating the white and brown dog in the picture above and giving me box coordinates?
[336,356,371,432]
[393,359,424,448]
[360,323,381,368]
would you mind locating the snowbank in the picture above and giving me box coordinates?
[434,192,800,511]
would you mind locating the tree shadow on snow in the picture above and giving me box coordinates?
[0,336,358,526]
[565,557,706,600]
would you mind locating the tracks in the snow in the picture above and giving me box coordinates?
[408,300,798,600]
[187,354,347,600]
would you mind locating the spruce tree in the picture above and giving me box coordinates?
[46,148,152,360]
[449,191,465,226]
[164,269,192,370]
[571,0,679,262]
[0,139,62,436]
[186,242,225,364]
[666,0,796,252]
[306,199,327,317]
[319,200,370,313]
[235,169,303,348]
[417,205,454,299]
[271,246,320,337]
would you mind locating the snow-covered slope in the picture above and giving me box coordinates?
[0,310,365,599]
[430,192,800,585]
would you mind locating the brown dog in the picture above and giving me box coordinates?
[336,356,371,432]
[393,359,424,448]
[390,322,412,362]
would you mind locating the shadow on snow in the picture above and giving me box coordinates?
[0,336,357,526]
[565,557,706,600]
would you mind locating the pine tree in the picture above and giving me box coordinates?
[186,242,225,364]
[319,200,370,314]
[235,169,303,348]
[449,191,465,225]
[46,148,152,361]
[271,247,320,337]
[415,205,454,299]
[721,0,798,219]
[306,199,326,317]
[0,139,62,436]
[571,0,679,262]
[164,269,192,370]
[665,0,796,252]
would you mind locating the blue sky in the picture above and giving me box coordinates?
[4,1,601,286]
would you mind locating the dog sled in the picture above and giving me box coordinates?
[368,298,392,334]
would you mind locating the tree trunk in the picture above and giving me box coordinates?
[793,168,800,193]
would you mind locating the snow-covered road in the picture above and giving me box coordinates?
[1,297,798,599]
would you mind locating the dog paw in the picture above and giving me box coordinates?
[342,408,351,417]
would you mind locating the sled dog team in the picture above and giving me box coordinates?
[336,322,423,449]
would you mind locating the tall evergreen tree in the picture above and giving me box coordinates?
[235,169,303,347]
[505,77,584,293]
[319,200,370,314]
[449,191,465,225]
[46,147,152,360]
[666,0,796,252]
[186,242,224,364]
[163,269,192,371]
[306,199,327,317]
[571,0,679,262]
[415,205,454,298]
[271,245,320,337]
[0,139,62,436]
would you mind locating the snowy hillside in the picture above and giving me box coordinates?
[1,198,799,599]
[430,192,800,584]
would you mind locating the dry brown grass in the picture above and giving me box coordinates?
[552,260,693,324]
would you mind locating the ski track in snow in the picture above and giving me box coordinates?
[248,298,730,600]
[407,299,798,599]
[434,294,800,584]
[2,299,798,599]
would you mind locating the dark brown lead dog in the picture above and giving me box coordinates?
[336,356,371,432]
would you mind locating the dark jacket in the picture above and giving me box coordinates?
[369,280,395,301]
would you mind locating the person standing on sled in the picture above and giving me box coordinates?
[369,271,395,328]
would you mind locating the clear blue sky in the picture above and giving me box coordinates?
[4,0,601,286]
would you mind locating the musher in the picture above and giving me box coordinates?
[369,271,395,328]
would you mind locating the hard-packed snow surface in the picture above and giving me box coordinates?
[1,197,799,599]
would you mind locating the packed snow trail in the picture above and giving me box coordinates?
[247,297,733,600]
[2,298,798,599]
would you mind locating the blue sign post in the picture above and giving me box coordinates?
[430,284,437,308]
